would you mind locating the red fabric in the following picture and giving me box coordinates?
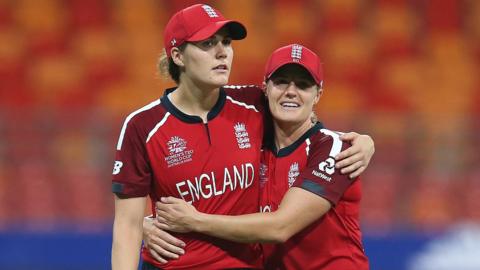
[113,86,266,269]
[260,126,369,269]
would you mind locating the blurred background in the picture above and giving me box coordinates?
[0,0,479,269]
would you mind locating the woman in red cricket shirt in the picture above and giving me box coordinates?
[153,44,370,270]
[112,3,374,270]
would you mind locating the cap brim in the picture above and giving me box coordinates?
[267,61,321,85]
[187,20,247,42]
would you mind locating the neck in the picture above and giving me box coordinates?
[273,119,313,150]
[169,78,220,122]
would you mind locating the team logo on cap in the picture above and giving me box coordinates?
[202,5,219,18]
[171,38,177,46]
[291,44,303,62]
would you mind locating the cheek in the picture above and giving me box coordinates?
[226,49,234,66]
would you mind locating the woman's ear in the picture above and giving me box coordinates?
[314,86,323,104]
[262,81,268,97]
[171,47,184,67]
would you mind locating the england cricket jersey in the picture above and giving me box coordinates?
[260,122,369,270]
[112,86,265,269]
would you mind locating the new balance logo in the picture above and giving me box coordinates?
[291,44,303,62]
[112,161,123,175]
[202,5,219,18]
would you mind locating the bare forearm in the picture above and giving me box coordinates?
[112,221,143,270]
[112,196,147,270]
[156,189,330,244]
[194,211,289,243]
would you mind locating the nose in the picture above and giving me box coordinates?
[284,82,297,98]
[215,42,227,59]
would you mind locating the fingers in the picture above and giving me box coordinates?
[146,227,185,260]
[349,165,366,179]
[154,211,179,232]
[153,220,185,246]
[336,151,363,169]
[156,206,172,219]
[160,196,183,204]
[148,237,182,259]
[338,160,364,178]
[339,132,359,141]
[144,233,183,263]
[148,249,168,264]
[335,146,357,163]
[155,213,169,224]
[153,234,185,256]
[156,198,180,212]
[156,222,172,231]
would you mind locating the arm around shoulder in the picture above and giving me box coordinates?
[156,189,331,244]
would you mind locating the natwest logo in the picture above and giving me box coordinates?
[319,157,335,175]
[165,136,193,168]
[312,156,335,182]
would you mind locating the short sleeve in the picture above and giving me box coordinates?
[112,117,152,197]
[293,131,355,205]
[224,85,267,114]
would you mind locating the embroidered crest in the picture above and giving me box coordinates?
[288,162,300,187]
[202,5,219,18]
[234,122,251,149]
[291,44,303,62]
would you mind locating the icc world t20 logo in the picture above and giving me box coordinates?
[165,136,193,168]
[167,136,187,154]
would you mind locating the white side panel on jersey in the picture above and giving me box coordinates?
[320,129,343,157]
[146,112,171,144]
[226,96,259,112]
[116,99,161,150]
[305,138,311,155]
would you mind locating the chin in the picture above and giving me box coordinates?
[215,79,230,87]
[275,116,301,125]
[273,113,310,126]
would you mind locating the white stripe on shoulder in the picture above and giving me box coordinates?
[226,96,259,112]
[146,112,171,144]
[305,138,311,156]
[319,128,343,157]
[223,84,257,89]
[116,99,161,150]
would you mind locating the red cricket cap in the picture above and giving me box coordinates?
[264,44,323,86]
[164,4,247,57]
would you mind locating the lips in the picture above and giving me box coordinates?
[280,102,300,108]
[213,64,228,71]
